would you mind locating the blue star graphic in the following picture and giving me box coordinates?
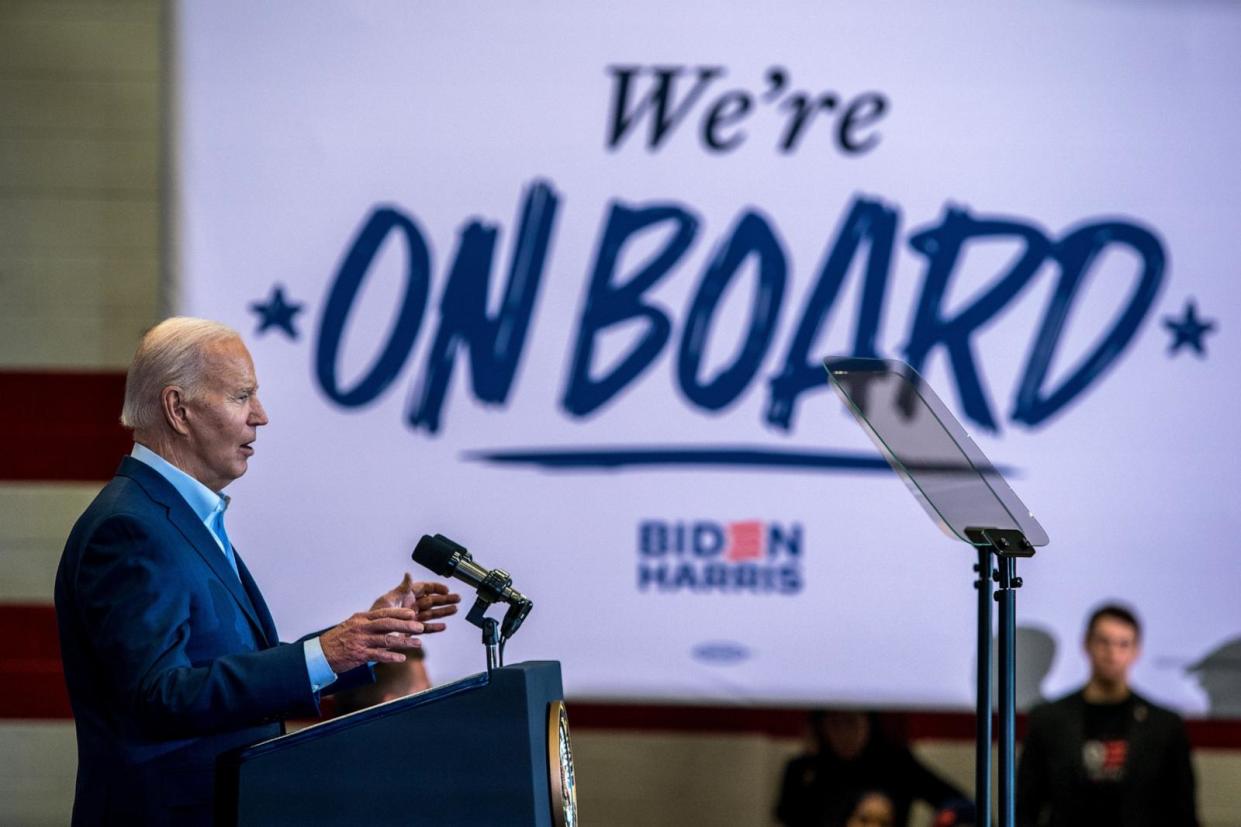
[249,284,305,340]
[1162,299,1215,357]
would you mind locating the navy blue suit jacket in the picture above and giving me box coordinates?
[55,457,369,825]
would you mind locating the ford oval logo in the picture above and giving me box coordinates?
[691,641,751,664]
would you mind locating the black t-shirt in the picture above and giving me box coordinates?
[1080,695,1135,823]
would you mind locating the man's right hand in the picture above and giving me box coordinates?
[319,608,425,674]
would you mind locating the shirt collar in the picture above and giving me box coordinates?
[130,442,229,523]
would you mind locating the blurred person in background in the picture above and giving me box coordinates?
[1017,603,1198,827]
[775,710,967,827]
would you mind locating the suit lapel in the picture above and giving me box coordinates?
[234,550,279,647]
[118,457,269,645]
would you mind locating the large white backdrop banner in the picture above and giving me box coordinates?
[175,1,1241,713]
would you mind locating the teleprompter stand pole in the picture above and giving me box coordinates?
[995,552,1022,827]
[967,528,1034,827]
[974,546,993,824]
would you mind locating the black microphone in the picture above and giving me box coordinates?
[412,533,531,609]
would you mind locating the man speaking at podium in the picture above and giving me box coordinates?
[54,317,460,826]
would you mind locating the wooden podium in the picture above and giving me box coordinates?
[218,661,577,826]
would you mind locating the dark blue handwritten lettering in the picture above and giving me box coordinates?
[317,183,1168,441]
[767,197,898,429]
[678,211,786,411]
[562,201,699,417]
[406,181,559,432]
[1013,221,1165,426]
[904,207,1052,432]
[316,207,430,407]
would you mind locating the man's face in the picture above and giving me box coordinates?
[181,337,269,492]
[821,712,870,760]
[1085,616,1140,687]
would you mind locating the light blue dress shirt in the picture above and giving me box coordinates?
[130,443,338,693]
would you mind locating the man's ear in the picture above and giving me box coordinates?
[161,386,191,436]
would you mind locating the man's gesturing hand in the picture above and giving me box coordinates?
[319,608,425,674]
[370,573,461,631]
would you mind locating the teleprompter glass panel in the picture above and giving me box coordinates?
[823,357,1048,547]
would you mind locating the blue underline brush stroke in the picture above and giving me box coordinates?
[463,445,1018,475]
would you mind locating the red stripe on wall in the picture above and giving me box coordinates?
[568,703,807,738]
[0,370,130,482]
[0,605,72,718]
[4,604,1241,748]
[565,703,1021,743]
[566,704,1241,749]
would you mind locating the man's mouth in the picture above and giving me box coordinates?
[241,442,255,456]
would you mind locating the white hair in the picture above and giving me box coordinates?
[120,317,241,432]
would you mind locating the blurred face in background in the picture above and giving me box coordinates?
[820,711,870,760]
[1085,616,1140,688]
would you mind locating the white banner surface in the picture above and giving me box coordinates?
[175,1,1241,713]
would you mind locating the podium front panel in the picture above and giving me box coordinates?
[222,661,565,826]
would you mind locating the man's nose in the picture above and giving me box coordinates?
[251,396,270,426]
